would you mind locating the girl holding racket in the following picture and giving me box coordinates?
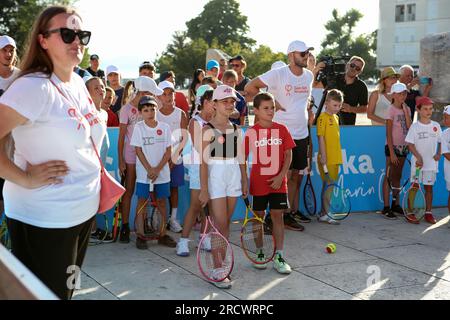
[199,85,248,289]
[176,87,214,257]
[317,90,345,225]
[118,76,162,243]
[244,92,295,274]
[381,82,412,219]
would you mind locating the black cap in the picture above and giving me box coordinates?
[90,54,99,60]
[229,55,244,63]
[139,61,155,69]
[138,96,158,107]
[159,71,173,83]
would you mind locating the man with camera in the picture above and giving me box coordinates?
[317,56,368,125]
[245,40,315,231]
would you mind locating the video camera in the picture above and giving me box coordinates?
[316,55,349,88]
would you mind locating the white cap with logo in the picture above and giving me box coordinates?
[0,35,16,49]
[213,85,238,101]
[287,40,314,54]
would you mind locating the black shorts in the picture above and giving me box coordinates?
[385,145,409,158]
[290,138,309,171]
[252,193,289,211]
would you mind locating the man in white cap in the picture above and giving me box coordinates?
[106,65,124,114]
[156,80,189,233]
[0,35,20,215]
[0,35,20,96]
[245,40,315,230]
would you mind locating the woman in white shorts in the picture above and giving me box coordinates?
[176,87,214,257]
[199,85,248,289]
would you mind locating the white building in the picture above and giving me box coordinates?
[377,0,450,68]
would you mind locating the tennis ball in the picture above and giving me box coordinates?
[326,243,336,254]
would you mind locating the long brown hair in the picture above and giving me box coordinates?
[19,6,81,78]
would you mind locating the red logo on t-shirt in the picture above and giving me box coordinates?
[132,108,137,114]
[157,129,163,136]
[433,127,438,132]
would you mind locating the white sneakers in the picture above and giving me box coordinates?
[169,219,183,233]
[209,268,232,289]
[176,238,190,257]
[318,215,340,225]
[197,234,211,252]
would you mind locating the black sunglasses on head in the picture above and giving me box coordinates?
[43,28,91,46]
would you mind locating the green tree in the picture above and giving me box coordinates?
[319,9,378,79]
[186,0,256,49]
[0,0,76,53]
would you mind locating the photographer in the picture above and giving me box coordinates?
[399,65,433,120]
[335,56,368,125]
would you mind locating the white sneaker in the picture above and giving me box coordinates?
[200,234,211,252]
[209,268,232,289]
[318,215,340,225]
[169,219,183,233]
[176,239,190,257]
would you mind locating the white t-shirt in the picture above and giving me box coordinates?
[441,128,450,182]
[0,72,106,228]
[130,121,172,185]
[259,66,313,140]
[157,106,183,165]
[0,67,20,92]
[405,120,442,172]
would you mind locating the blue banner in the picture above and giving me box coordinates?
[101,125,448,230]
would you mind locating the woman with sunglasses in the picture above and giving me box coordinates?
[0,6,103,300]
[367,67,400,126]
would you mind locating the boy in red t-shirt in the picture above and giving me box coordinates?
[244,92,296,275]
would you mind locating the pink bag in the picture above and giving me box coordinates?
[50,79,125,214]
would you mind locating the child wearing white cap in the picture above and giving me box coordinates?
[0,35,20,95]
[441,105,450,226]
[117,76,163,243]
[381,82,412,220]
[198,85,248,289]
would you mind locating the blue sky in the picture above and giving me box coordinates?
[76,0,380,77]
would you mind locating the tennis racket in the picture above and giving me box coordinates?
[386,158,411,207]
[135,189,161,241]
[241,197,276,265]
[322,165,351,220]
[112,172,126,242]
[402,167,426,223]
[197,206,234,283]
[0,211,11,250]
[303,159,317,216]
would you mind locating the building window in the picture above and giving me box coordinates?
[395,5,405,22]
[406,4,416,21]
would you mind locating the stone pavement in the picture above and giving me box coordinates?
[73,209,450,300]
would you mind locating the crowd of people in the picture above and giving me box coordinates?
[0,5,449,298]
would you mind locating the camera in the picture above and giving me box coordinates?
[316,55,349,88]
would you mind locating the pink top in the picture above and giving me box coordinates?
[386,105,411,146]
[119,103,142,163]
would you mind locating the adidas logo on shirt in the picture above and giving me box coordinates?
[254,137,283,147]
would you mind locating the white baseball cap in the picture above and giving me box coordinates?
[213,85,238,101]
[287,40,314,54]
[390,82,408,94]
[135,76,163,96]
[0,35,16,49]
[106,65,121,77]
[158,80,175,92]
[443,105,450,116]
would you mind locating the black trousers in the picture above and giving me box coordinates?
[7,216,95,300]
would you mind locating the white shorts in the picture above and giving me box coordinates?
[187,164,201,190]
[208,159,242,200]
[411,170,436,186]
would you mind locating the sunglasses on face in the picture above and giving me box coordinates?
[43,28,91,46]
[349,63,362,72]
[295,51,310,58]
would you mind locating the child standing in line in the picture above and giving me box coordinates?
[176,88,215,257]
[442,105,450,228]
[405,96,442,224]
[317,89,345,225]
[381,82,412,220]
[244,92,295,274]
[130,96,177,249]
[199,85,248,289]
